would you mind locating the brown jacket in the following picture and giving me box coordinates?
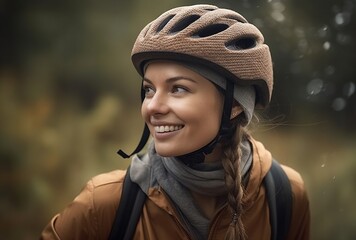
[41,139,310,240]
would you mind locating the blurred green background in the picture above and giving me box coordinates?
[0,0,355,239]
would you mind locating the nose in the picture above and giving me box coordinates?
[143,91,170,116]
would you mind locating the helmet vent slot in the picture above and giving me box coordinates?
[192,23,229,37]
[169,15,200,33]
[203,7,216,11]
[156,14,175,33]
[226,37,256,50]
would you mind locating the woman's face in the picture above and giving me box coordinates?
[141,61,224,157]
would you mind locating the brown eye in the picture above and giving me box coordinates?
[172,86,188,94]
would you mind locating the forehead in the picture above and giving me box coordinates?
[144,61,211,83]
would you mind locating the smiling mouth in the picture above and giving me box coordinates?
[154,125,184,133]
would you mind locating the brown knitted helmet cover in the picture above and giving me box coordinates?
[131,4,273,107]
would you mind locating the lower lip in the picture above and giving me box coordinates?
[154,129,181,141]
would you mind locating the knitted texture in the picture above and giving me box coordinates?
[131,4,273,107]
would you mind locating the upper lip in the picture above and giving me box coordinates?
[150,120,183,126]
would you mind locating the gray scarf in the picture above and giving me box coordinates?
[146,139,252,239]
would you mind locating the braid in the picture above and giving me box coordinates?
[221,123,246,240]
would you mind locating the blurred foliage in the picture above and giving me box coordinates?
[0,0,355,239]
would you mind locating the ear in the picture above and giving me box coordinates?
[230,102,243,120]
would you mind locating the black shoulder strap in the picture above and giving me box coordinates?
[109,161,291,240]
[108,166,147,240]
[263,160,293,240]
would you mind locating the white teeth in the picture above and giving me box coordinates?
[155,125,183,133]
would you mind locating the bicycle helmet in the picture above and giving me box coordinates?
[132,4,273,106]
[118,4,273,161]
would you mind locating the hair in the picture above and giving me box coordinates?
[221,117,247,240]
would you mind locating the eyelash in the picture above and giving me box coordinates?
[142,84,189,97]
[172,85,188,93]
[143,85,155,96]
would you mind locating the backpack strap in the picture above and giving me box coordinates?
[263,159,293,240]
[108,166,147,240]
[109,160,292,240]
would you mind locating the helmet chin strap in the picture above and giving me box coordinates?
[117,82,149,159]
[117,123,150,158]
[117,80,235,163]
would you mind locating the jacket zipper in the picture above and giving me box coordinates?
[207,203,228,240]
[159,187,193,240]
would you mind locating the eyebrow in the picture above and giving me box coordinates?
[142,76,197,84]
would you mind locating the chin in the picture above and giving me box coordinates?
[154,146,183,157]
[154,142,207,157]
[155,149,176,157]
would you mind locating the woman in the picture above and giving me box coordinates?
[41,4,310,240]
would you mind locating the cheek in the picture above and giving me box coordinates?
[202,95,224,131]
[181,103,222,151]
[199,93,223,119]
[184,97,223,130]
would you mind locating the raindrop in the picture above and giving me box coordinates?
[307,78,324,95]
[335,13,345,25]
[321,163,326,168]
[317,25,329,38]
[337,33,351,45]
[334,12,350,26]
[271,11,285,22]
[332,176,336,181]
[270,2,286,22]
[331,97,346,111]
[272,2,285,11]
[343,82,355,97]
[323,41,331,50]
[324,65,335,75]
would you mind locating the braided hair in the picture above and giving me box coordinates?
[221,118,248,240]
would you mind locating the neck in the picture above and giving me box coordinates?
[204,145,223,163]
